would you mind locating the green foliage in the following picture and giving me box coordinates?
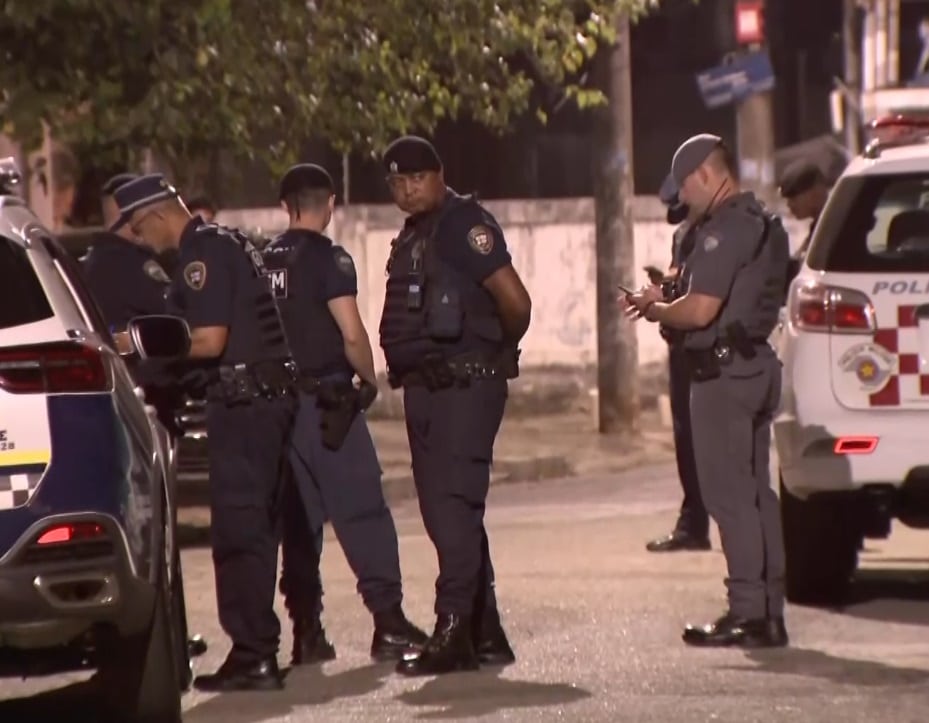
[0,0,661,180]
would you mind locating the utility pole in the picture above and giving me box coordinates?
[591,11,638,434]
[843,0,862,155]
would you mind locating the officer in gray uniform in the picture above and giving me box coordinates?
[644,174,710,553]
[625,134,790,648]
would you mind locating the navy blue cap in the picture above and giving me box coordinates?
[279,163,334,199]
[110,174,179,231]
[778,159,826,198]
[671,133,723,186]
[383,135,442,175]
[101,172,138,197]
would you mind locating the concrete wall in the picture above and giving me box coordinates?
[218,197,807,376]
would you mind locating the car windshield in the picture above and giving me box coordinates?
[807,171,929,272]
[0,236,54,330]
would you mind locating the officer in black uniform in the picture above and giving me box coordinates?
[112,174,298,690]
[625,134,790,648]
[263,163,428,665]
[83,172,209,658]
[778,159,830,288]
[644,174,711,553]
[378,136,532,676]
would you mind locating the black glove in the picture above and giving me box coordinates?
[358,380,378,411]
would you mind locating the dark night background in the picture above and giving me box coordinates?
[66,0,929,221]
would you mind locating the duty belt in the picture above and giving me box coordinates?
[205,359,297,403]
[388,353,507,391]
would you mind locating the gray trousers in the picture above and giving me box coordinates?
[689,352,785,619]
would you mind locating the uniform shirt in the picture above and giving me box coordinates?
[379,191,511,372]
[262,229,357,377]
[81,232,170,330]
[167,216,287,367]
[682,192,789,350]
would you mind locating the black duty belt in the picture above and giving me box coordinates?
[388,353,507,391]
[205,359,297,403]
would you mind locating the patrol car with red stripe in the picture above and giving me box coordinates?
[776,116,929,605]
[0,159,191,722]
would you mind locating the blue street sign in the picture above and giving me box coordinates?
[695,50,776,109]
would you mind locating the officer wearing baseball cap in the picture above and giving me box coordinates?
[778,159,830,285]
[644,174,710,554]
[264,163,428,666]
[625,134,790,648]
[378,135,531,675]
[113,173,299,691]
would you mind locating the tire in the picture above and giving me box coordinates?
[98,541,183,722]
[780,476,859,606]
[170,549,194,692]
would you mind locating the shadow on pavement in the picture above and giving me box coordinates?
[797,568,929,627]
[733,647,929,687]
[177,521,212,550]
[395,666,591,720]
[184,663,389,722]
[0,675,114,723]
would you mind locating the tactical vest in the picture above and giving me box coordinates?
[378,195,504,374]
[207,224,295,366]
[264,233,352,377]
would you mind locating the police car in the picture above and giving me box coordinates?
[775,116,929,605]
[0,159,191,721]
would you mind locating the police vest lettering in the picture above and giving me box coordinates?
[267,268,288,299]
[378,196,504,373]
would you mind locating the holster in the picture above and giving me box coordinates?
[316,381,360,451]
[420,354,457,391]
[684,348,723,382]
[723,321,758,360]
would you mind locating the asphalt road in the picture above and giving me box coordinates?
[3,463,929,722]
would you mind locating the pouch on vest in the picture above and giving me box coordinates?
[425,283,463,340]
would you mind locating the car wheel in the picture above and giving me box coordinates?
[780,475,859,606]
[170,548,194,691]
[97,527,183,722]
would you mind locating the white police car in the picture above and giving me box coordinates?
[775,116,929,605]
[0,159,192,721]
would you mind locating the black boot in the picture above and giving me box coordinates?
[291,616,337,666]
[682,612,789,649]
[396,614,480,677]
[193,654,284,692]
[473,609,515,666]
[371,604,429,662]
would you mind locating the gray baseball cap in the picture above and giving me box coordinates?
[671,133,723,186]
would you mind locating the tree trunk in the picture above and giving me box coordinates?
[591,12,639,434]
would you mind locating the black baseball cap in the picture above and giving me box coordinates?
[383,136,442,175]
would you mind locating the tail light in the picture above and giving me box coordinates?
[789,283,875,334]
[0,342,110,394]
[834,436,879,455]
[36,522,106,545]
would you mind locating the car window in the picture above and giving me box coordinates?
[37,234,115,347]
[808,172,929,272]
[0,235,54,330]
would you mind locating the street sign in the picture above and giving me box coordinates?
[735,0,765,45]
[695,50,775,109]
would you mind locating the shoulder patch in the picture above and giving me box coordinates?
[703,235,720,252]
[183,261,207,290]
[143,259,171,283]
[333,248,355,277]
[467,225,494,255]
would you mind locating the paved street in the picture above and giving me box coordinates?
[3,463,929,722]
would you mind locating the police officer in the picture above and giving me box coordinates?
[625,135,790,648]
[644,174,711,553]
[778,159,830,287]
[378,136,531,676]
[263,163,428,664]
[111,174,298,690]
[83,172,209,658]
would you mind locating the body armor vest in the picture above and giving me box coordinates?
[378,195,504,375]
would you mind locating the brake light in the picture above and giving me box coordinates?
[36,522,106,545]
[865,114,929,146]
[790,283,875,334]
[0,342,109,394]
[834,436,879,455]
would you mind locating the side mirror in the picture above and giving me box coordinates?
[127,315,191,359]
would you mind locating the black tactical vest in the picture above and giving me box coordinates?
[210,225,294,366]
[378,194,504,375]
[264,233,352,377]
